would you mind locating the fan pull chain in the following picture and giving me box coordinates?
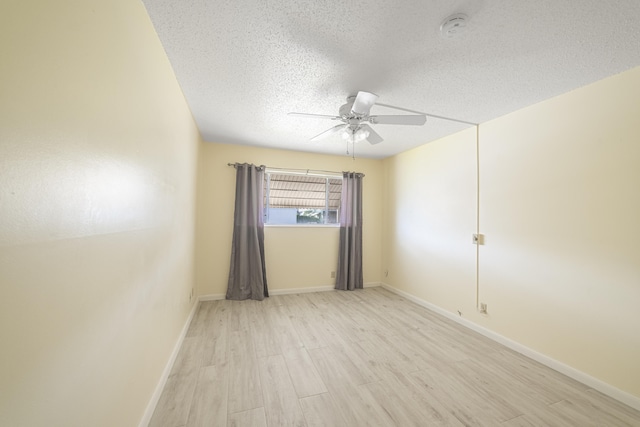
[352,137,356,160]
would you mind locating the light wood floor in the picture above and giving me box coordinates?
[149,287,640,427]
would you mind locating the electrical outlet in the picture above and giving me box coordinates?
[473,233,485,245]
[331,271,336,278]
[384,269,389,277]
[479,303,487,314]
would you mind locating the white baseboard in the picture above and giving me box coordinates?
[269,285,334,295]
[199,293,225,301]
[199,282,381,300]
[380,283,640,412]
[138,300,199,427]
[270,282,381,295]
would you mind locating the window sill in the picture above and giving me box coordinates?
[265,224,340,228]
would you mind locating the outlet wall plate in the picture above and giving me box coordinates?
[473,233,485,245]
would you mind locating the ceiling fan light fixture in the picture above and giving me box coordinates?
[357,128,370,141]
[342,127,369,143]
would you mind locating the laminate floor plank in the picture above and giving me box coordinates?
[507,407,592,427]
[200,302,231,367]
[555,394,640,426]
[548,399,612,426]
[251,303,282,359]
[149,337,204,427]
[282,347,327,398]
[402,371,470,426]
[309,315,353,348]
[227,330,263,414]
[288,315,328,350]
[361,335,433,373]
[201,329,228,367]
[409,323,481,362]
[323,382,396,427]
[170,337,204,376]
[584,388,640,425]
[184,302,209,338]
[229,300,253,333]
[500,414,539,426]
[299,392,347,427]
[409,364,519,426]
[462,352,571,412]
[208,300,233,338]
[400,327,469,367]
[307,346,359,389]
[269,303,304,352]
[227,407,267,427]
[227,357,263,414]
[284,295,344,350]
[309,341,377,388]
[490,349,590,402]
[228,329,256,361]
[186,364,228,427]
[335,298,393,341]
[364,380,441,427]
[326,338,379,386]
[373,367,466,426]
[317,301,367,343]
[354,336,420,377]
[437,360,527,421]
[148,371,199,427]
[258,355,306,427]
[150,289,640,427]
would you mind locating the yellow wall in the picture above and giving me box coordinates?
[197,143,383,296]
[0,2,200,426]
[383,128,478,310]
[382,66,640,399]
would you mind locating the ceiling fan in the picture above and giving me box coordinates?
[288,91,427,145]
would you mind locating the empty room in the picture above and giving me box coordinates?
[1,1,639,426]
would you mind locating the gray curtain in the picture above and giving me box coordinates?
[226,163,269,301]
[335,172,364,291]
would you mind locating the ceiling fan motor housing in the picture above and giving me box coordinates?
[339,100,356,118]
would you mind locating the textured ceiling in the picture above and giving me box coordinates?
[142,0,640,159]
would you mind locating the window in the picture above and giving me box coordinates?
[264,171,342,225]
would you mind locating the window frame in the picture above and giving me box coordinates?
[263,169,342,227]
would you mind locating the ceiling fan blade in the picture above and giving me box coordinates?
[369,115,427,125]
[351,91,378,116]
[310,124,347,141]
[361,124,383,145]
[288,112,341,120]
[374,102,427,115]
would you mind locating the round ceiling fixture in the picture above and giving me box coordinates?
[440,13,468,38]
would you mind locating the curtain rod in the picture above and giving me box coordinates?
[227,163,350,177]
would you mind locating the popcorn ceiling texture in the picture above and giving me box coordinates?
[142,0,640,159]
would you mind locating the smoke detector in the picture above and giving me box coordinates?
[440,13,468,38]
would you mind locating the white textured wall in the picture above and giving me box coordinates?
[0,1,200,426]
